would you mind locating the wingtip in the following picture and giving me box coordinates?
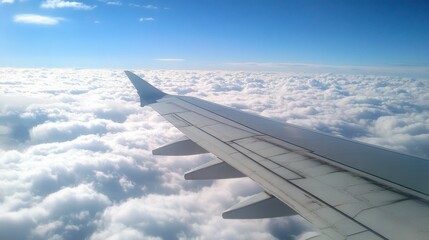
[124,70,141,80]
[124,70,166,106]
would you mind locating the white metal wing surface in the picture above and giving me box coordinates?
[125,71,429,240]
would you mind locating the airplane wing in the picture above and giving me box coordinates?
[125,71,429,240]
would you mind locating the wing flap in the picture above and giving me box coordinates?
[184,158,245,180]
[152,137,208,156]
[222,192,297,219]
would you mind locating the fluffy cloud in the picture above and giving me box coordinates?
[41,0,95,10]
[0,68,427,240]
[13,14,64,25]
[29,119,123,144]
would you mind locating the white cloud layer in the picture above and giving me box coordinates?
[13,14,64,25]
[41,0,95,10]
[225,62,429,79]
[0,68,427,240]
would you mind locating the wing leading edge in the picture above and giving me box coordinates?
[125,71,429,240]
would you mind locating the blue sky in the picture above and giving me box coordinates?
[1,0,428,76]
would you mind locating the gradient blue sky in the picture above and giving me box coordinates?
[1,0,428,75]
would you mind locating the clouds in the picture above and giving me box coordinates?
[41,0,95,10]
[224,62,429,79]
[13,0,96,26]
[0,184,110,240]
[142,4,158,10]
[12,0,95,27]
[129,3,158,9]
[358,113,429,154]
[13,14,64,25]
[29,119,123,144]
[139,17,154,22]
[7,0,164,27]
[91,179,272,240]
[0,68,428,240]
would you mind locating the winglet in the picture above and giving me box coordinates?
[125,71,167,106]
